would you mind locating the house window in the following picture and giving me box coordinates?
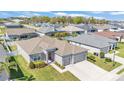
[33,56,41,61]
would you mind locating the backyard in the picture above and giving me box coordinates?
[12,55,79,81]
[87,53,122,72]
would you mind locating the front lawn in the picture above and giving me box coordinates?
[87,53,122,72]
[116,42,124,58]
[14,55,79,81]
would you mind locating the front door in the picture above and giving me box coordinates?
[48,52,54,62]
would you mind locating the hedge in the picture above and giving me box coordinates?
[29,61,47,69]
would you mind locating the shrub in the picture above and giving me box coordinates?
[29,62,35,69]
[87,55,96,62]
[34,61,47,68]
[55,62,65,69]
[30,61,47,69]
[105,58,112,62]
[100,52,105,58]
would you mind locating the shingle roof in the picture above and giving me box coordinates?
[6,28,36,35]
[94,32,123,39]
[16,36,87,56]
[92,24,111,30]
[59,25,84,32]
[65,34,117,48]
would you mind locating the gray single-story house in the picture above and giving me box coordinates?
[4,23,24,28]
[65,34,117,56]
[59,25,85,34]
[15,36,87,66]
[36,27,64,36]
[5,28,39,40]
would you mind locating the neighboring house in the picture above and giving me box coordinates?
[92,24,111,32]
[15,36,87,66]
[5,28,39,40]
[94,31,124,42]
[36,27,64,36]
[76,24,98,33]
[65,34,117,56]
[4,23,24,28]
[59,25,85,34]
[118,31,124,42]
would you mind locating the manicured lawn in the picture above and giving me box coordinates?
[117,68,124,74]
[87,53,122,72]
[14,55,79,81]
[116,42,124,58]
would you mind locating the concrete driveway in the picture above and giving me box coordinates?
[66,61,119,81]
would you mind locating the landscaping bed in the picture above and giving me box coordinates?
[54,62,65,70]
[87,53,122,72]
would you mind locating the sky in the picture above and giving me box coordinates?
[0,11,124,21]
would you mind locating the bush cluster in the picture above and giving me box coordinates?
[54,62,65,69]
[29,61,47,69]
[105,58,112,62]
[87,55,96,62]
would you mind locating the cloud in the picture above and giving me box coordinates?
[91,11,104,14]
[54,12,89,17]
[93,16,105,19]
[54,12,67,16]
[110,11,124,15]
[13,12,42,18]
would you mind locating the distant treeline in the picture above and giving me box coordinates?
[19,16,109,24]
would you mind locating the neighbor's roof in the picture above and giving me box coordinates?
[92,24,111,30]
[59,25,84,32]
[65,34,117,48]
[94,31,123,39]
[6,28,36,35]
[37,27,57,34]
[16,36,87,56]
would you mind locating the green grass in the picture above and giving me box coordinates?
[0,30,5,35]
[9,45,17,51]
[87,53,122,72]
[3,56,24,80]
[14,55,79,81]
[117,68,124,74]
[116,42,124,58]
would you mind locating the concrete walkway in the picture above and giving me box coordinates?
[105,53,124,74]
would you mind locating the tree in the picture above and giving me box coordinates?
[72,17,83,24]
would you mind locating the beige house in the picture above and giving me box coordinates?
[15,36,87,66]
